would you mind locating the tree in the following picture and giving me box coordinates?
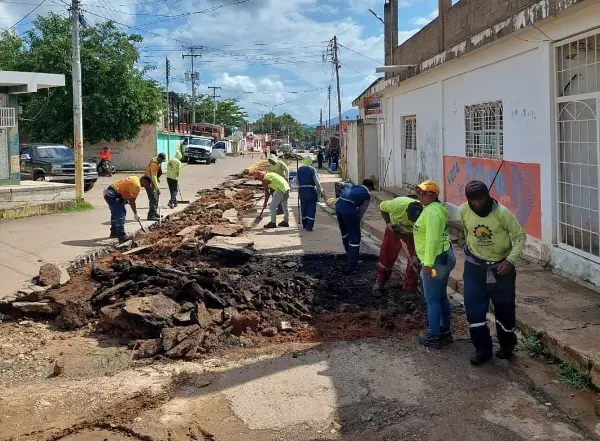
[0,14,163,144]
[253,112,306,141]
[194,97,247,135]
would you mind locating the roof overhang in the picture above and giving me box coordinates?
[0,71,66,94]
[375,65,415,73]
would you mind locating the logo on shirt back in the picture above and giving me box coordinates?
[473,224,493,246]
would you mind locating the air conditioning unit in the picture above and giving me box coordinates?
[0,107,16,128]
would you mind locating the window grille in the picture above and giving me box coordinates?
[465,101,503,159]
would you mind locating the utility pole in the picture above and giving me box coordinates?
[71,0,84,200]
[333,36,343,155]
[182,46,201,124]
[208,86,221,125]
[319,108,324,146]
[327,85,331,144]
[165,57,171,156]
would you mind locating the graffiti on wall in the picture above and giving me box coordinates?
[443,156,542,239]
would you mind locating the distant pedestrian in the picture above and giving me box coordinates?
[374,196,423,293]
[461,180,526,365]
[413,180,456,349]
[104,175,151,243]
[254,171,291,228]
[166,149,182,209]
[145,152,166,221]
[317,150,324,169]
[298,156,324,231]
[335,179,375,265]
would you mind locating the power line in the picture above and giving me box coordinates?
[339,62,378,81]
[4,0,46,31]
[338,43,383,65]
[133,0,250,26]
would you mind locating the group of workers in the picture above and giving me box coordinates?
[102,148,183,244]
[338,177,525,366]
[103,151,525,366]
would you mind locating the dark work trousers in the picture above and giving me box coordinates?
[299,186,318,231]
[146,185,159,219]
[167,178,178,207]
[103,186,126,239]
[335,199,361,264]
[463,258,517,355]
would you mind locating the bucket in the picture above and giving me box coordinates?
[330,164,337,172]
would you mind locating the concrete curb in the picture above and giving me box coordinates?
[0,200,77,220]
[321,195,600,388]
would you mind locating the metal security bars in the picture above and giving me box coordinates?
[404,116,416,150]
[555,29,600,259]
[0,107,15,128]
[464,101,503,159]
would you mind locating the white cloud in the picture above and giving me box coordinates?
[410,9,439,27]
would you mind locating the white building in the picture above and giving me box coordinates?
[353,0,600,285]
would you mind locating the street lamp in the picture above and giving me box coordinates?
[252,101,290,135]
[369,8,393,66]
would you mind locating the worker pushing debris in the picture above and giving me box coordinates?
[268,154,289,215]
[254,170,291,228]
[297,156,325,231]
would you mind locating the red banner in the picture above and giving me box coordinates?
[443,156,542,239]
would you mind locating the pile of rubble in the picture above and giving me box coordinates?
[6,176,425,361]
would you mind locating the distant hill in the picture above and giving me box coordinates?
[306,108,359,127]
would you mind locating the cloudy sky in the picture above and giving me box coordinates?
[1,0,450,124]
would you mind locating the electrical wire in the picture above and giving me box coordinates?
[4,0,46,31]
[338,43,383,65]
[132,0,250,25]
[339,62,378,81]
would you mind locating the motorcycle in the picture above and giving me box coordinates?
[97,159,116,176]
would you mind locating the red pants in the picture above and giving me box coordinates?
[377,228,418,292]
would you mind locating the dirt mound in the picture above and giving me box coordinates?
[7,176,425,361]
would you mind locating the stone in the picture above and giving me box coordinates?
[56,299,93,330]
[283,261,298,269]
[134,339,161,359]
[261,327,278,337]
[222,208,239,222]
[210,224,244,237]
[123,295,180,329]
[52,360,65,377]
[203,291,225,309]
[208,308,224,325]
[12,301,61,316]
[92,280,135,306]
[203,237,256,263]
[176,225,204,237]
[38,263,62,287]
[173,310,192,325]
[161,325,206,360]
[192,302,213,328]
[299,314,313,322]
[242,291,254,303]
[229,311,261,336]
[16,288,42,302]
[340,303,361,313]
[250,285,262,294]
[278,321,293,332]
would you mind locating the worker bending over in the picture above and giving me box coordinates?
[166,149,182,209]
[268,154,289,215]
[104,175,152,243]
[461,180,526,365]
[254,171,291,229]
[335,179,375,264]
[374,196,423,293]
[145,152,166,221]
[297,156,324,231]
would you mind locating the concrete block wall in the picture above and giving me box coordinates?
[394,20,440,65]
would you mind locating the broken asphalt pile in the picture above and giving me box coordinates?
[5,175,425,361]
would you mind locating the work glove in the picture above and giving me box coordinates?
[133,213,141,222]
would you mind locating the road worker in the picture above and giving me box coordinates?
[413,180,456,349]
[373,196,423,293]
[268,154,289,214]
[297,156,324,231]
[254,170,291,228]
[461,180,526,365]
[145,152,166,220]
[104,175,152,243]
[166,149,182,209]
[335,179,375,265]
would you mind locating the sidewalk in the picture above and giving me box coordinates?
[319,173,600,388]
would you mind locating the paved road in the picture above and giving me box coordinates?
[0,156,255,300]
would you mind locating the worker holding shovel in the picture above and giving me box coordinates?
[373,196,423,293]
[166,149,182,209]
[297,156,324,231]
[253,171,290,228]
[103,175,152,244]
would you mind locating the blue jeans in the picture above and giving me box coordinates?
[335,200,361,264]
[421,247,456,336]
[104,187,126,238]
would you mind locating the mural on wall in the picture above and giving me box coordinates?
[443,156,541,239]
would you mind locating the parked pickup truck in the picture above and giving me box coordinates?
[19,143,98,192]
[181,136,215,164]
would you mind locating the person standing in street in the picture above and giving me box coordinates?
[413,180,456,349]
[335,179,375,265]
[268,154,289,215]
[254,171,291,228]
[317,149,324,169]
[104,175,152,243]
[145,152,166,220]
[297,156,324,231]
[166,149,182,209]
[374,196,423,293]
[460,180,526,366]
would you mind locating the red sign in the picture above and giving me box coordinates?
[443,156,542,239]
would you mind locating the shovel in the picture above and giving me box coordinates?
[252,206,266,227]
[136,216,148,233]
[177,186,190,204]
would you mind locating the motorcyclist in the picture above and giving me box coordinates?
[98,147,112,174]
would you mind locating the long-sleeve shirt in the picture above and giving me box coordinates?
[413,201,450,267]
[380,196,417,234]
[460,201,526,264]
[166,151,182,180]
[268,160,289,179]
[145,158,161,191]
